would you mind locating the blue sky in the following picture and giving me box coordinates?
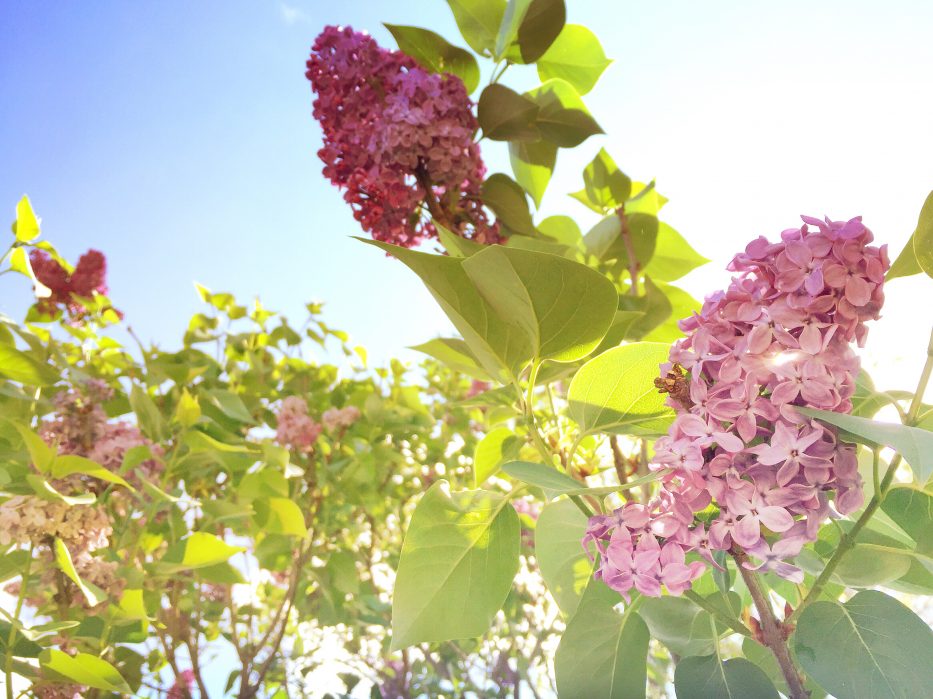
[2,1,932,387]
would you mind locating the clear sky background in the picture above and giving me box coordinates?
[1,2,932,693]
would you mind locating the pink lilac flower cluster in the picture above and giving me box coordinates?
[0,381,159,610]
[321,405,361,432]
[585,216,888,600]
[34,684,85,699]
[40,380,163,488]
[275,396,322,452]
[306,25,498,247]
[167,669,196,699]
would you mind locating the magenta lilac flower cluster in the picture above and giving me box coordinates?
[306,26,498,247]
[585,216,889,600]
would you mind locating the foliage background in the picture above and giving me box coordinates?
[1,0,932,382]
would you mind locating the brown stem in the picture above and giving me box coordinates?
[224,586,251,695]
[184,635,210,699]
[414,163,455,231]
[609,436,628,486]
[155,626,182,683]
[239,544,313,698]
[733,553,808,699]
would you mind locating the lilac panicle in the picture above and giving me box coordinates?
[586,216,888,600]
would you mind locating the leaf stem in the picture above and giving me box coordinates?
[490,61,509,85]
[518,364,594,516]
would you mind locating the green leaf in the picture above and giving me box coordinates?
[173,388,201,427]
[0,343,58,386]
[568,343,675,437]
[595,310,647,354]
[673,655,779,699]
[478,84,540,141]
[642,281,701,342]
[253,497,308,537]
[742,638,828,699]
[204,388,252,423]
[516,0,565,63]
[369,242,616,378]
[13,195,40,242]
[582,148,631,211]
[505,234,575,259]
[793,590,933,699]
[886,190,933,280]
[850,387,911,420]
[446,0,506,55]
[362,239,532,380]
[639,593,740,657]
[830,543,913,587]
[160,532,245,572]
[19,621,80,642]
[473,427,521,486]
[503,460,665,498]
[625,181,668,216]
[881,485,933,555]
[51,454,133,490]
[384,24,480,93]
[583,213,659,270]
[0,623,42,659]
[537,24,611,95]
[128,384,167,442]
[482,173,537,235]
[535,498,591,615]
[390,481,519,649]
[525,79,603,147]
[26,475,96,505]
[509,139,557,208]
[642,223,709,282]
[238,469,289,500]
[11,422,56,473]
[435,222,486,258]
[538,215,582,246]
[618,276,673,340]
[54,538,104,607]
[796,407,933,483]
[494,0,533,59]
[502,460,581,492]
[554,574,648,698]
[39,649,131,694]
[0,550,31,583]
[462,244,618,363]
[410,337,490,379]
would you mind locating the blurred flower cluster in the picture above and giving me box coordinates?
[275,395,323,452]
[29,248,111,319]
